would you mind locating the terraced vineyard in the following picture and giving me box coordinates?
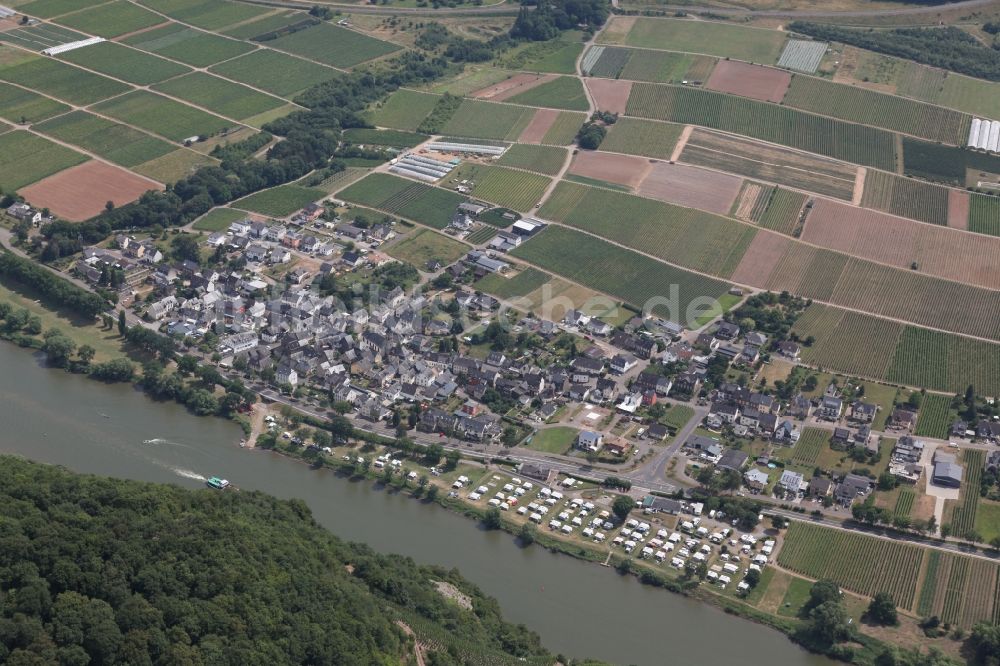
[949,449,984,539]
[790,428,828,465]
[627,83,896,170]
[859,170,950,226]
[779,522,923,609]
[782,75,971,145]
[538,181,756,278]
[510,226,735,326]
[914,393,953,439]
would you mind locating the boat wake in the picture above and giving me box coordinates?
[170,467,206,482]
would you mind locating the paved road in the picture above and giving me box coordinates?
[628,0,998,18]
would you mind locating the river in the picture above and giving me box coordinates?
[0,342,831,666]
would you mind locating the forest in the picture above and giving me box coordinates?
[0,457,572,665]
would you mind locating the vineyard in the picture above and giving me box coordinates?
[627,83,897,170]
[619,48,716,84]
[894,488,915,519]
[537,181,757,278]
[453,164,551,212]
[914,393,954,439]
[586,46,631,78]
[790,428,828,465]
[782,75,971,145]
[757,188,805,235]
[915,551,1000,626]
[902,136,1000,187]
[497,144,567,175]
[887,325,1000,396]
[510,226,734,326]
[969,193,1000,237]
[793,305,903,379]
[601,117,685,159]
[778,522,923,609]
[622,17,786,64]
[539,111,586,145]
[442,99,535,141]
[948,449,984,539]
[338,173,465,228]
[731,182,771,223]
[859,170,950,226]
[475,267,550,299]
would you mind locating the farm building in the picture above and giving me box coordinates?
[932,450,963,488]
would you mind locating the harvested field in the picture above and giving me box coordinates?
[518,108,558,144]
[680,129,858,201]
[471,73,553,101]
[569,151,651,189]
[637,162,742,215]
[705,60,790,103]
[802,198,1000,290]
[858,167,949,226]
[586,78,631,116]
[947,189,970,230]
[601,117,683,160]
[20,160,159,220]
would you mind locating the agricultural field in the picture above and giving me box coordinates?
[789,428,828,466]
[705,61,791,104]
[757,188,805,235]
[123,23,255,67]
[914,393,954,440]
[887,326,1000,401]
[53,1,164,38]
[915,551,999,627]
[133,148,216,183]
[902,137,1000,187]
[681,128,857,201]
[506,76,589,111]
[386,228,467,268]
[782,75,970,145]
[514,40,583,75]
[583,46,630,78]
[975,501,1000,546]
[778,521,922,609]
[968,193,1000,237]
[538,181,755,279]
[93,90,233,142]
[0,81,67,123]
[497,144,567,175]
[859,170,950,226]
[135,0,271,31]
[451,164,550,212]
[539,111,586,145]
[948,449,984,540]
[464,225,498,245]
[221,11,305,40]
[0,130,87,192]
[510,225,735,327]
[209,50,339,98]
[338,172,415,209]
[601,118,684,160]
[34,111,175,168]
[619,48,716,84]
[266,22,400,69]
[192,207,246,232]
[0,53,131,106]
[627,83,896,170]
[618,18,786,64]
[342,128,426,149]
[801,198,1000,291]
[0,22,86,51]
[475,267,550,300]
[442,99,536,141]
[232,184,323,217]
[153,72,287,122]
[14,0,96,19]
[338,173,465,229]
[59,42,190,86]
[731,182,771,223]
[894,488,915,519]
[367,89,439,132]
[303,166,367,194]
[777,40,827,73]
[792,305,903,380]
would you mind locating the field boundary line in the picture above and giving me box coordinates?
[669,124,692,162]
[852,167,866,206]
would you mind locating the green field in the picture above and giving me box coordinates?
[123,23,255,67]
[539,181,755,279]
[524,426,578,454]
[497,144,567,175]
[464,225,498,245]
[969,194,1000,237]
[621,48,716,84]
[133,148,216,183]
[621,18,786,64]
[627,83,896,170]
[441,99,535,142]
[510,225,734,327]
[949,449,984,540]
[342,128,426,149]
[16,0,96,18]
[518,41,582,75]
[789,428,828,466]
[0,130,87,191]
[540,111,586,146]
[975,501,1000,545]
[793,304,904,380]
[192,207,246,231]
[209,49,339,97]
[232,184,323,217]
[386,228,467,267]
[475,267,549,299]
[34,111,175,168]
[779,521,922,609]
[757,188,805,235]
[136,0,271,31]
[338,173,466,229]
[267,22,399,68]
[782,75,970,145]
[0,81,68,123]
[221,11,304,39]
[914,393,954,439]
[453,164,550,212]
[153,72,287,121]
[368,89,440,132]
[60,41,190,85]
[859,169,949,226]
[507,76,589,111]
[902,136,1000,187]
[0,54,130,106]
[54,1,163,38]
[894,488,915,519]
[94,90,233,142]
[600,117,683,159]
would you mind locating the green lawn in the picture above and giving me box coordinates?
[776,576,813,617]
[192,207,246,231]
[975,500,1000,544]
[386,228,467,268]
[525,426,578,454]
[232,184,324,217]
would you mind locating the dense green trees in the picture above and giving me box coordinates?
[512,0,609,41]
[0,252,106,319]
[0,457,560,665]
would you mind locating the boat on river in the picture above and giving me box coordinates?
[206,476,230,490]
